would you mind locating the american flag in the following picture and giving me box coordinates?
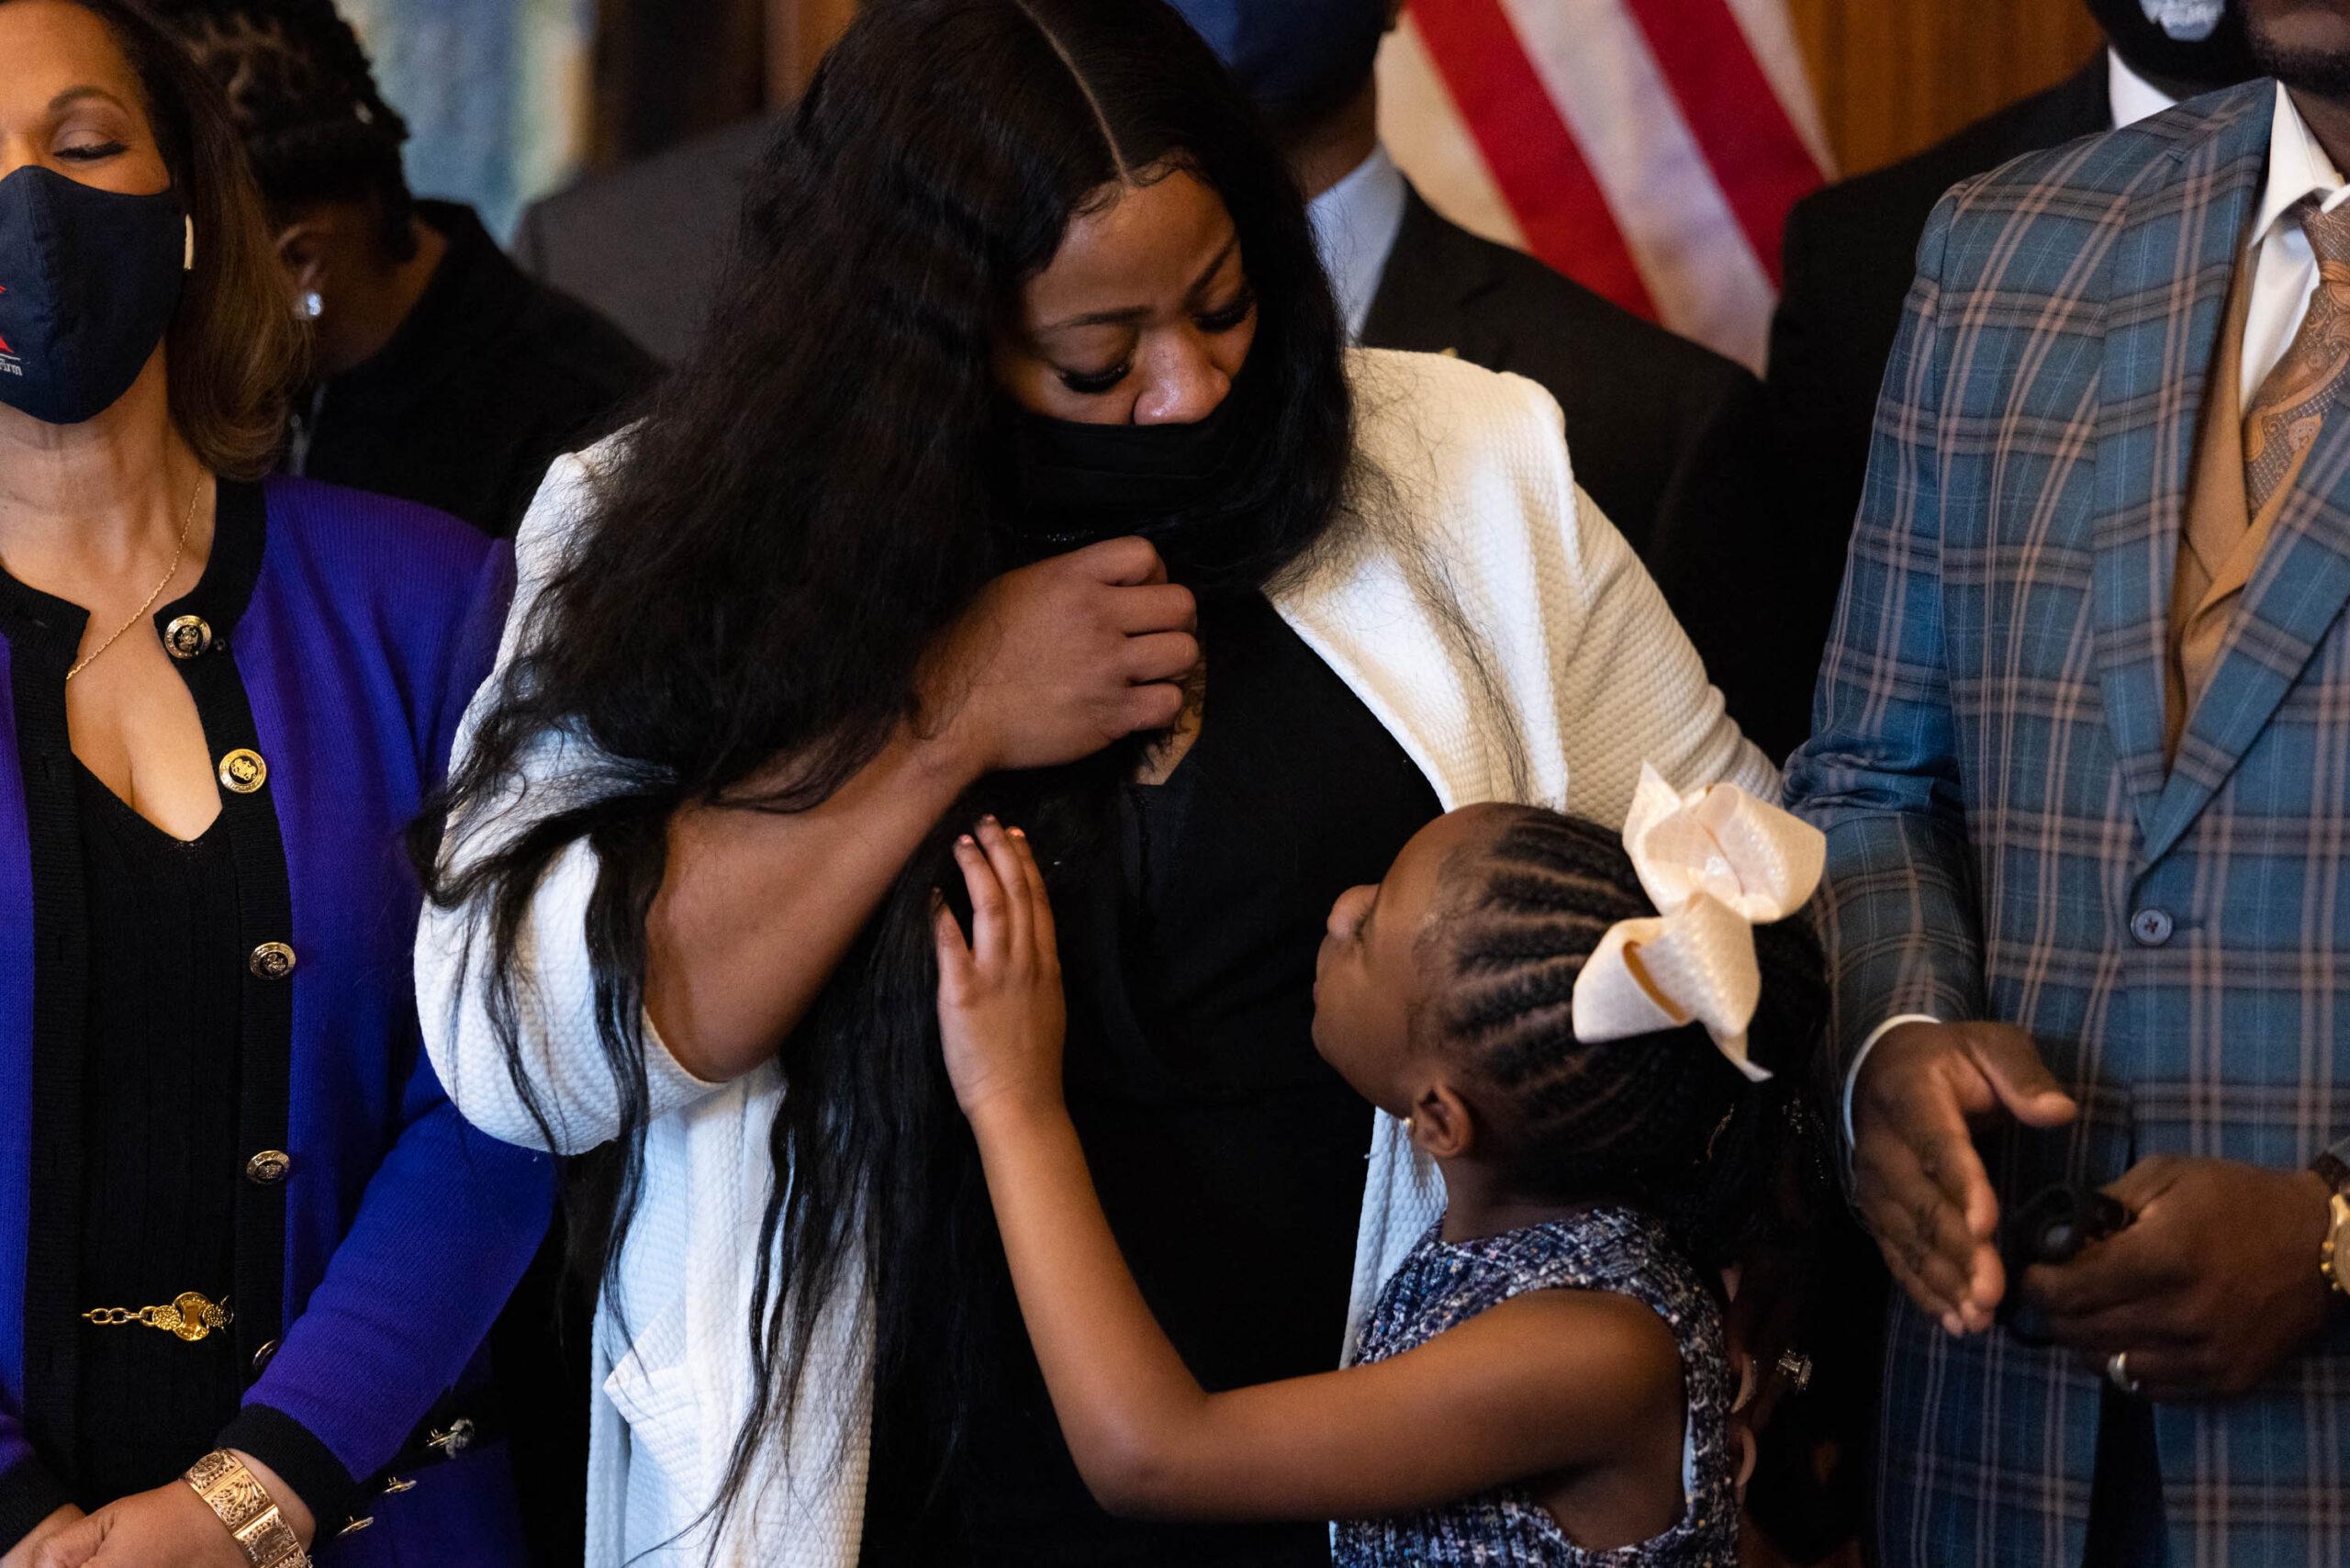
[1378,0,1833,371]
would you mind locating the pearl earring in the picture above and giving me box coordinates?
[1401,1115,1416,1140]
[298,291,324,320]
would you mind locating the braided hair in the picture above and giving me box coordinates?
[145,0,417,258]
[1428,807,1829,1271]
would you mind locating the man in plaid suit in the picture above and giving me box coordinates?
[1788,4,2350,1562]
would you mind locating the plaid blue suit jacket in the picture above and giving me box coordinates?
[1787,82,2350,1567]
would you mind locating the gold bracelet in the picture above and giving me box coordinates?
[184,1450,310,1568]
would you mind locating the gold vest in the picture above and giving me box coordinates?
[2168,260,2313,758]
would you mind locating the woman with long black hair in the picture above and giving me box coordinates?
[417,1,1774,1562]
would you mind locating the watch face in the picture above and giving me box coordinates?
[2330,1196,2350,1294]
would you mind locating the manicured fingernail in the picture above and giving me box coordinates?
[957,834,975,846]
[981,814,999,828]
[1008,827,1026,840]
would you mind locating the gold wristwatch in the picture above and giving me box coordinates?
[2319,1153,2350,1301]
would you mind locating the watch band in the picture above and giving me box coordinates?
[2317,1153,2350,1301]
[184,1450,310,1568]
[2323,1193,2349,1300]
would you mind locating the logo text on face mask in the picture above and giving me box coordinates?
[2141,0,2224,40]
[0,284,15,363]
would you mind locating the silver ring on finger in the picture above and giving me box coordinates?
[2106,1350,2142,1396]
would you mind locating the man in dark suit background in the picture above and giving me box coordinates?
[1765,0,2261,722]
[511,117,769,368]
[514,0,1802,751]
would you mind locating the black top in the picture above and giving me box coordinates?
[863,591,1441,1565]
[1,483,334,1540]
[1761,58,2111,746]
[290,200,658,538]
[68,763,244,1507]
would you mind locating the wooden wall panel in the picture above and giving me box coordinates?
[740,0,2107,182]
[1787,0,2105,177]
[767,0,857,104]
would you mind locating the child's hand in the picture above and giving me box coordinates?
[934,818,1067,1122]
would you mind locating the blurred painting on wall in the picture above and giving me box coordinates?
[341,0,594,237]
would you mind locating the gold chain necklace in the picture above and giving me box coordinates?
[64,477,204,682]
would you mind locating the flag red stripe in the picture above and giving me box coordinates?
[1405,0,1659,321]
[1618,0,1824,288]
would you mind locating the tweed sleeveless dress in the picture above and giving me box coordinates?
[1333,1207,1740,1566]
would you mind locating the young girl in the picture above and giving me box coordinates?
[932,772,1827,1564]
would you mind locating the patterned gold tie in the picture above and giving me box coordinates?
[2243,196,2350,519]
[2176,195,2350,738]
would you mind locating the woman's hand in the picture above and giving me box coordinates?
[921,538,1199,777]
[934,818,1067,1123]
[2,1507,84,1568]
[27,1484,241,1568]
[30,1451,311,1568]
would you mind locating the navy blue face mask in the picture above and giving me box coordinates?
[0,165,188,426]
[1165,0,1391,129]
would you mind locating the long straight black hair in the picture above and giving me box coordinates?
[421,0,1355,1534]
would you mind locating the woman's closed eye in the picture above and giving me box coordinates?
[1058,359,1132,396]
[1052,292,1257,397]
[55,137,129,162]
[1195,287,1257,334]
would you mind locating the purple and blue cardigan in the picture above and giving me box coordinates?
[0,478,555,1559]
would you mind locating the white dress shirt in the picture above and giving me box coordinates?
[2236,83,2350,404]
[1306,143,1409,342]
[2108,47,2178,129]
[1842,81,2350,1143]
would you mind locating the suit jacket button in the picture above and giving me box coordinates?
[162,616,212,659]
[245,1149,292,1184]
[248,942,297,980]
[2130,907,2174,946]
[218,749,267,793]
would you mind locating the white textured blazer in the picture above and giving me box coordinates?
[417,347,1777,1566]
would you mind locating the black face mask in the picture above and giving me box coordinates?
[1002,375,1263,578]
[2087,0,2258,95]
[0,165,187,426]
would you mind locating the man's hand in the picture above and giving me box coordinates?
[1852,1021,2077,1335]
[2018,1155,2337,1402]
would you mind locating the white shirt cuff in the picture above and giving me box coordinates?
[1842,1014,1943,1148]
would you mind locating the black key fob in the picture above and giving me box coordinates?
[1998,1183,2132,1345]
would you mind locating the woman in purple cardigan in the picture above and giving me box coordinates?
[0,3,552,1564]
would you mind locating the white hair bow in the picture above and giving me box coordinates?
[1567,765,1825,1081]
